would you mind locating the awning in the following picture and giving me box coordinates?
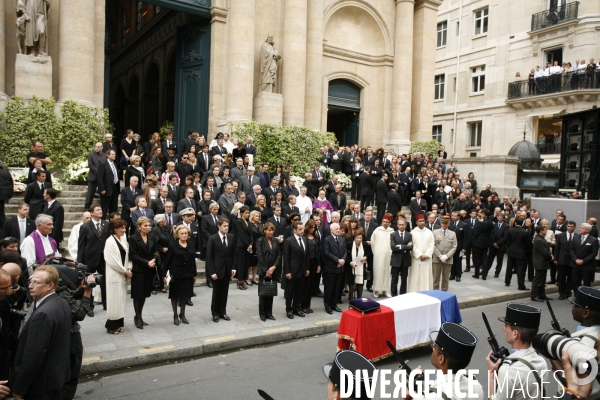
[526,106,566,120]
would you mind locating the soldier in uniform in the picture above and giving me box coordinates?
[486,303,548,400]
[418,322,484,399]
[323,349,377,400]
[432,215,458,291]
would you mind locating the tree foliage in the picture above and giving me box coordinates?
[0,97,110,169]
[409,139,441,157]
[229,121,338,176]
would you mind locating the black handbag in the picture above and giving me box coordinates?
[258,280,278,297]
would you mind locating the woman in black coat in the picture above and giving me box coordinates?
[129,216,159,329]
[151,215,170,294]
[164,225,197,325]
[531,224,553,301]
[233,206,252,290]
[256,222,281,321]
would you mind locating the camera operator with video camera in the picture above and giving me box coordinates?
[55,269,95,400]
[486,303,548,400]
[0,263,28,353]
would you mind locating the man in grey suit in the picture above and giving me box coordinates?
[432,215,457,291]
[390,218,412,296]
[239,166,261,195]
[85,142,106,210]
[218,183,236,218]
[571,222,600,292]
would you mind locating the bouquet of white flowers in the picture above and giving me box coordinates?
[62,160,89,185]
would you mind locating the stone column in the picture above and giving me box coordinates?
[388,0,415,153]
[281,0,308,126]
[93,0,105,108]
[223,0,256,122]
[410,0,443,142]
[58,0,96,106]
[209,4,228,132]
[0,0,5,98]
[303,0,323,130]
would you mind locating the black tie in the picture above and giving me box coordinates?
[400,232,404,241]
[222,236,227,246]
[276,217,280,224]
[168,215,172,227]
[298,237,304,251]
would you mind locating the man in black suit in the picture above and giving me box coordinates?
[282,221,310,319]
[449,212,466,282]
[463,209,478,272]
[426,213,441,231]
[322,223,347,314]
[409,191,426,227]
[282,195,300,221]
[244,137,257,158]
[588,217,598,238]
[201,203,221,283]
[78,205,110,315]
[2,202,34,245]
[267,205,287,238]
[359,166,373,212]
[554,221,576,299]
[262,177,280,202]
[165,175,179,202]
[178,187,198,214]
[161,131,175,157]
[163,201,181,229]
[571,222,600,292]
[361,210,378,292]
[151,186,170,215]
[390,218,413,296]
[9,266,71,400]
[85,142,106,210]
[375,173,388,223]
[452,193,472,214]
[433,183,448,214]
[23,170,50,220]
[120,176,143,234]
[471,209,493,279]
[483,213,508,279]
[329,184,346,213]
[256,162,271,191]
[195,145,212,176]
[505,219,529,290]
[42,188,65,245]
[282,177,300,202]
[386,184,402,222]
[548,213,567,283]
[181,131,198,156]
[210,138,228,159]
[97,149,120,219]
[175,153,193,180]
[531,224,554,302]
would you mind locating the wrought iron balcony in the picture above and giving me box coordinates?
[531,2,579,32]
[507,70,600,100]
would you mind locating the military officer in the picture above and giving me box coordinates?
[486,303,548,400]
[432,215,458,291]
[323,350,377,400]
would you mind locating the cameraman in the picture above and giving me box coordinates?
[0,263,28,347]
[56,273,95,400]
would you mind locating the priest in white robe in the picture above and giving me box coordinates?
[296,186,313,224]
[371,213,394,297]
[408,213,435,292]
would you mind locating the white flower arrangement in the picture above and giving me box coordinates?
[291,176,305,188]
[320,166,352,191]
[9,168,62,193]
[9,168,29,184]
[62,160,89,185]
[51,174,63,193]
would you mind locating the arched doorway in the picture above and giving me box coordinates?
[142,63,160,140]
[126,75,140,132]
[327,79,360,146]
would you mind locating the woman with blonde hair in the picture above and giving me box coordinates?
[125,155,145,187]
[160,161,180,186]
[164,225,196,325]
[252,194,272,224]
[248,210,263,285]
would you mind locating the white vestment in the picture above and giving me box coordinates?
[408,227,435,292]
[68,222,83,259]
[296,195,313,223]
[371,226,394,294]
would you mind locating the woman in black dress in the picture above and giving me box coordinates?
[120,129,137,170]
[124,155,145,188]
[256,222,281,321]
[252,195,272,224]
[151,214,170,294]
[248,210,263,286]
[302,219,321,314]
[164,225,197,325]
[234,206,252,290]
[129,216,159,329]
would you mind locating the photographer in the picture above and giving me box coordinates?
[486,303,547,400]
[0,263,28,352]
[56,273,95,400]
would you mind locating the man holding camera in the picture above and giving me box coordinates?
[486,303,547,400]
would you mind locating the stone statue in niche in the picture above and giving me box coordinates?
[259,33,281,93]
[16,0,50,56]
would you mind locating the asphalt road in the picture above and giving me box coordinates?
[76,297,580,400]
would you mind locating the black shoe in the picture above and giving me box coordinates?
[219,314,231,321]
[456,277,461,282]
[464,268,471,272]
[287,312,294,319]
[546,280,557,285]
[207,281,213,288]
[333,306,342,312]
[494,274,499,278]
[293,310,305,317]
[505,283,510,286]
[134,317,143,329]
[87,309,95,318]
[481,276,487,281]
[540,296,553,300]
[179,314,189,324]
[316,292,324,298]
[367,287,373,293]
[212,315,219,323]
[173,316,180,326]
[518,287,530,291]
[191,292,197,297]
[306,308,313,314]
[260,316,266,322]
[531,297,544,302]
[266,315,276,320]
[449,276,455,281]
[302,308,311,314]
[141,321,148,326]
[186,300,193,306]
[472,275,479,279]
[559,295,567,300]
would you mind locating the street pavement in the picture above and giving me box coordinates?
[78,256,593,374]
[76,298,578,399]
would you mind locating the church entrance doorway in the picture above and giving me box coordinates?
[327,79,360,146]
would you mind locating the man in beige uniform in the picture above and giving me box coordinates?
[432,215,457,291]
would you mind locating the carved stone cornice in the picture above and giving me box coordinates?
[323,44,393,67]
[211,6,228,23]
[414,0,443,10]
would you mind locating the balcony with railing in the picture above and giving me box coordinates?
[507,70,600,101]
[531,2,579,32]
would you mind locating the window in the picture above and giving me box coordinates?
[434,74,445,100]
[474,7,488,35]
[433,125,443,143]
[471,66,485,93]
[437,21,447,47]
[468,122,482,147]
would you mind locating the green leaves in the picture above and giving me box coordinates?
[0,97,111,169]
[409,140,441,157]
[229,121,338,177]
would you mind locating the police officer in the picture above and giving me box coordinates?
[323,350,377,400]
[424,322,484,399]
[486,303,548,400]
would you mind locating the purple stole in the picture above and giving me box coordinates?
[30,230,58,264]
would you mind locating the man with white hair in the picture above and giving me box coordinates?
[20,214,60,267]
[68,211,91,259]
[296,186,313,224]
[571,222,599,291]
[239,166,260,195]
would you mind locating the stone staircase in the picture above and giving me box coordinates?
[6,185,211,286]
